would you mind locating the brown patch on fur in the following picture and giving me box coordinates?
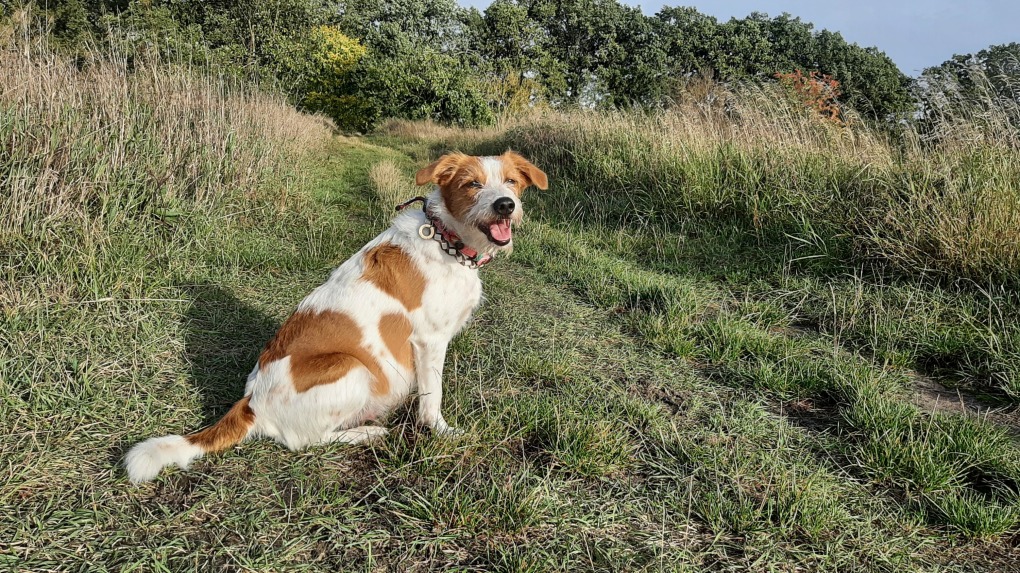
[442,157,486,220]
[362,243,426,311]
[379,313,414,372]
[501,151,549,191]
[187,396,256,453]
[259,310,391,395]
[415,152,469,186]
[415,153,486,220]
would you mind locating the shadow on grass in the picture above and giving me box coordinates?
[180,283,280,422]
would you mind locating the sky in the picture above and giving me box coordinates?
[458,0,1020,76]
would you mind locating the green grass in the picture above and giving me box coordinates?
[4,50,1020,569]
[8,132,1018,570]
[377,98,1020,401]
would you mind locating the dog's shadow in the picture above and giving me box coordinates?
[179,283,280,422]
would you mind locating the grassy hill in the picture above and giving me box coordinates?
[2,46,1019,571]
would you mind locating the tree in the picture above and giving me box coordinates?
[299,27,369,130]
[600,5,668,106]
[331,0,493,128]
[521,0,629,105]
[468,0,564,110]
[334,0,470,57]
[915,42,1020,135]
[812,30,911,119]
[921,43,1020,105]
[655,6,719,79]
[37,0,919,126]
[766,13,815,74]
[715,12,777,79]
[343,49,493,130]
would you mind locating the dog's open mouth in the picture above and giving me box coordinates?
[480,219,513,246]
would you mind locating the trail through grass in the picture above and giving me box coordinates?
[4,131,1020,571]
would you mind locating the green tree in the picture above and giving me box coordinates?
[766,13,816,74]
[469,0,564,110]
[921,42,1020,104]
[655,6,719,78]
[328,0,492,127]
[715,12,777,79]
[812,29,911,119]
[915,42,1020,135]
[343,49,493,130]
[600,5,668,106]
[334,0,470,56]
[299,26,369,129]
[521,0,627,105]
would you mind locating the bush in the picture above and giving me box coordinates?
[297,26,369,129]
[342,49,494,132]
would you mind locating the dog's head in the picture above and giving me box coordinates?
[415,151,548,254]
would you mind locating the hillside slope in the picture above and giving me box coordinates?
[3,127,1018,570]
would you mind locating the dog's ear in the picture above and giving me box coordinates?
[502,151,548,190]
[415,153,467,187]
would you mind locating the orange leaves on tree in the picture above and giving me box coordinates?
[775,70,845,126]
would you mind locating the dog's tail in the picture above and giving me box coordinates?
[125,396,257,483]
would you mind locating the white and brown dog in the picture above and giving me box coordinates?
[125,151,548,483]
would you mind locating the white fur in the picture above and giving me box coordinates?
[238,206,490,452]
[125,435,205,483]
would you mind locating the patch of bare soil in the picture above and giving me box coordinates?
[909,374,1020,438]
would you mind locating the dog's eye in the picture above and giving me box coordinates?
[469,181,483,189]
[505,179,516,186]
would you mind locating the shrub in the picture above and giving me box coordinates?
[775,70,845,126]
[298,26,369,130]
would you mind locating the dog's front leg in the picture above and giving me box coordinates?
[412,338,461,435]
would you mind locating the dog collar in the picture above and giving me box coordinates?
[395,197,494,269]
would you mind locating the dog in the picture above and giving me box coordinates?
[124,151,548,483]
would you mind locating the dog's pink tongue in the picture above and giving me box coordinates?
[489,220,512,242]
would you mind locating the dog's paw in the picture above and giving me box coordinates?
[438,425,465,438]
[430,421,465,438]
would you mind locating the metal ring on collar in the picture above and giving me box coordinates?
[418,223,436,240]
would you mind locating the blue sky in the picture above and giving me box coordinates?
[458,1,1019,76]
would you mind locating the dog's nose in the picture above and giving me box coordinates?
[493,197,516,217]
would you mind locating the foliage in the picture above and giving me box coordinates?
[466,0,565,111]
[340,49,494,132]
[916,43,1020,138]
[329,0,494,129]
[298,26,368,129]
[335,0,470,57]
[775,69,845,125]
[922,42,1020,103]
[31,0,920,125]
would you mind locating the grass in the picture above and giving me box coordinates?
[3,40,1020,572]
[375,81,1020,402]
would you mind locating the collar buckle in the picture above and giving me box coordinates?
[396,197,493,269]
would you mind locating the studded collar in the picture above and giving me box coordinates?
[395,196,494,269]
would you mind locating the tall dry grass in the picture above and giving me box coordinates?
[879,71,1020,279]
[394,79,1020,282]
[0,28,330,246]
[369,159,417,208]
